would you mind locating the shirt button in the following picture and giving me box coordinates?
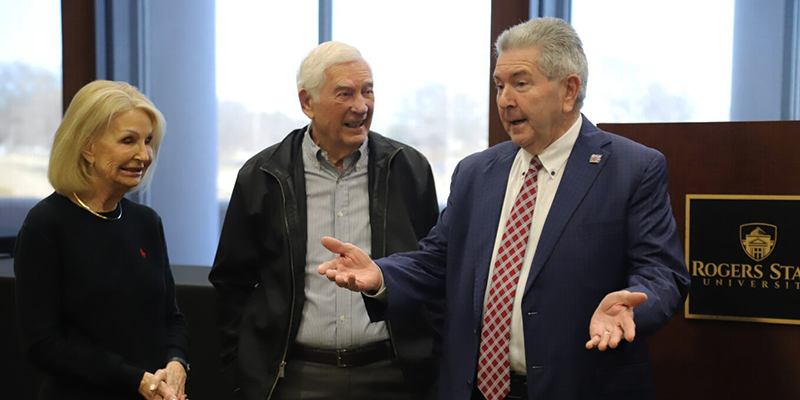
[337,211,344,218]
[338,178,343,184]
[340,315,346,322]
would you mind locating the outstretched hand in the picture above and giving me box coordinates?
[585,290,648,351]
[317,237,383,293]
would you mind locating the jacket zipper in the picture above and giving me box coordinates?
[382,148,403,359]
[382,147,402,254]
[264,169,295,400]
[261,145,403,397]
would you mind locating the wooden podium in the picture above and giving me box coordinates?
[599,120,800,399]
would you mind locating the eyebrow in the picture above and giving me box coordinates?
[334,83,352,91]
[122,129,153,136]
[493,70,531,81]
[334,80,374,91]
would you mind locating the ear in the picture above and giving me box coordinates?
[562,74,581,114]
[299,89,315,119]
[81,139,96,166]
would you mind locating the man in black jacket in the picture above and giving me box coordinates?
[209,41,440,400]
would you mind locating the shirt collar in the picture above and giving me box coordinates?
[302,125,369,171]
[521,116,582,177]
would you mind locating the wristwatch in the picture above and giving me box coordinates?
[166,356,191,374]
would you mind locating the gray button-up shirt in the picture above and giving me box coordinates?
[294,128,390,349]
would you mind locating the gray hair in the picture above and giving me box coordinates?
[297,41,370,101]
[495,17,588,109]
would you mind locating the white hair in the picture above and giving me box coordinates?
[296,41,370,101]
[495,17,588,109]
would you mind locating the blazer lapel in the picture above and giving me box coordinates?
[473,147,517,322]
[523,119,611,296]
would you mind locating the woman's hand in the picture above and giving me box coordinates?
[139,370,178,400]
[163,361,188,399]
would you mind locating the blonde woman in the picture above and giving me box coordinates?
[14,80,189,400]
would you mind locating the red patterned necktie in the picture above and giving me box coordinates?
[478,157,541,400]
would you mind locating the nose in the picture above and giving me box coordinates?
[350,93,369,115]
[133,142,152,163]
[497,88,516,109]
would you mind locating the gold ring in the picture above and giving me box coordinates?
[603,331,612,335]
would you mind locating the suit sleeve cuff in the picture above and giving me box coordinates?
[363,265,387,300]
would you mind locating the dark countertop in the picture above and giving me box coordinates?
[0,257,212,287]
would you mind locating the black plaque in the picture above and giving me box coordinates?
[686,195,800,325]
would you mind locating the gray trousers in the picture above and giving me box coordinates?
[271,358,413,400]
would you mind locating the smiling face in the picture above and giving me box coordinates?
[300,59,374,160]
[82,108,154,195]
[494,46,579,155]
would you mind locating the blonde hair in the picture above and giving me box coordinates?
[48,80,166,194]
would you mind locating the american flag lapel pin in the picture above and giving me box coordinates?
[589,154,602,164]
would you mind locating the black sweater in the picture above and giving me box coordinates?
[14,192,189,400]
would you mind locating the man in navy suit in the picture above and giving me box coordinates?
[318,18,690,400]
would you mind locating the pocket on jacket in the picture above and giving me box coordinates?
[242,288,269,329]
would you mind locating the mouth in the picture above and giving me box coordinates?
[509,118,527,126]
[343,120,366,128]
[121,166,145,176]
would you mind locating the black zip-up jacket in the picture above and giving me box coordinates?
[209,128,441,400]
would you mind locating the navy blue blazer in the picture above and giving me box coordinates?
[366,116,690,400]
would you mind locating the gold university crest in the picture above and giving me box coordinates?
[740,223,777,262]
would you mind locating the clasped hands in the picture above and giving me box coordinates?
[317,236,648,351]
[138,361,188,400]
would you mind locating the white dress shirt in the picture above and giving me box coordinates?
[483,116,582,373]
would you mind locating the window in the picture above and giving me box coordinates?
[571,0,734,123]
[0,0,62,197]
[216,1,318,200]
[0,0,61,236]
[333,0,490,205]
[216,1,491,206]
